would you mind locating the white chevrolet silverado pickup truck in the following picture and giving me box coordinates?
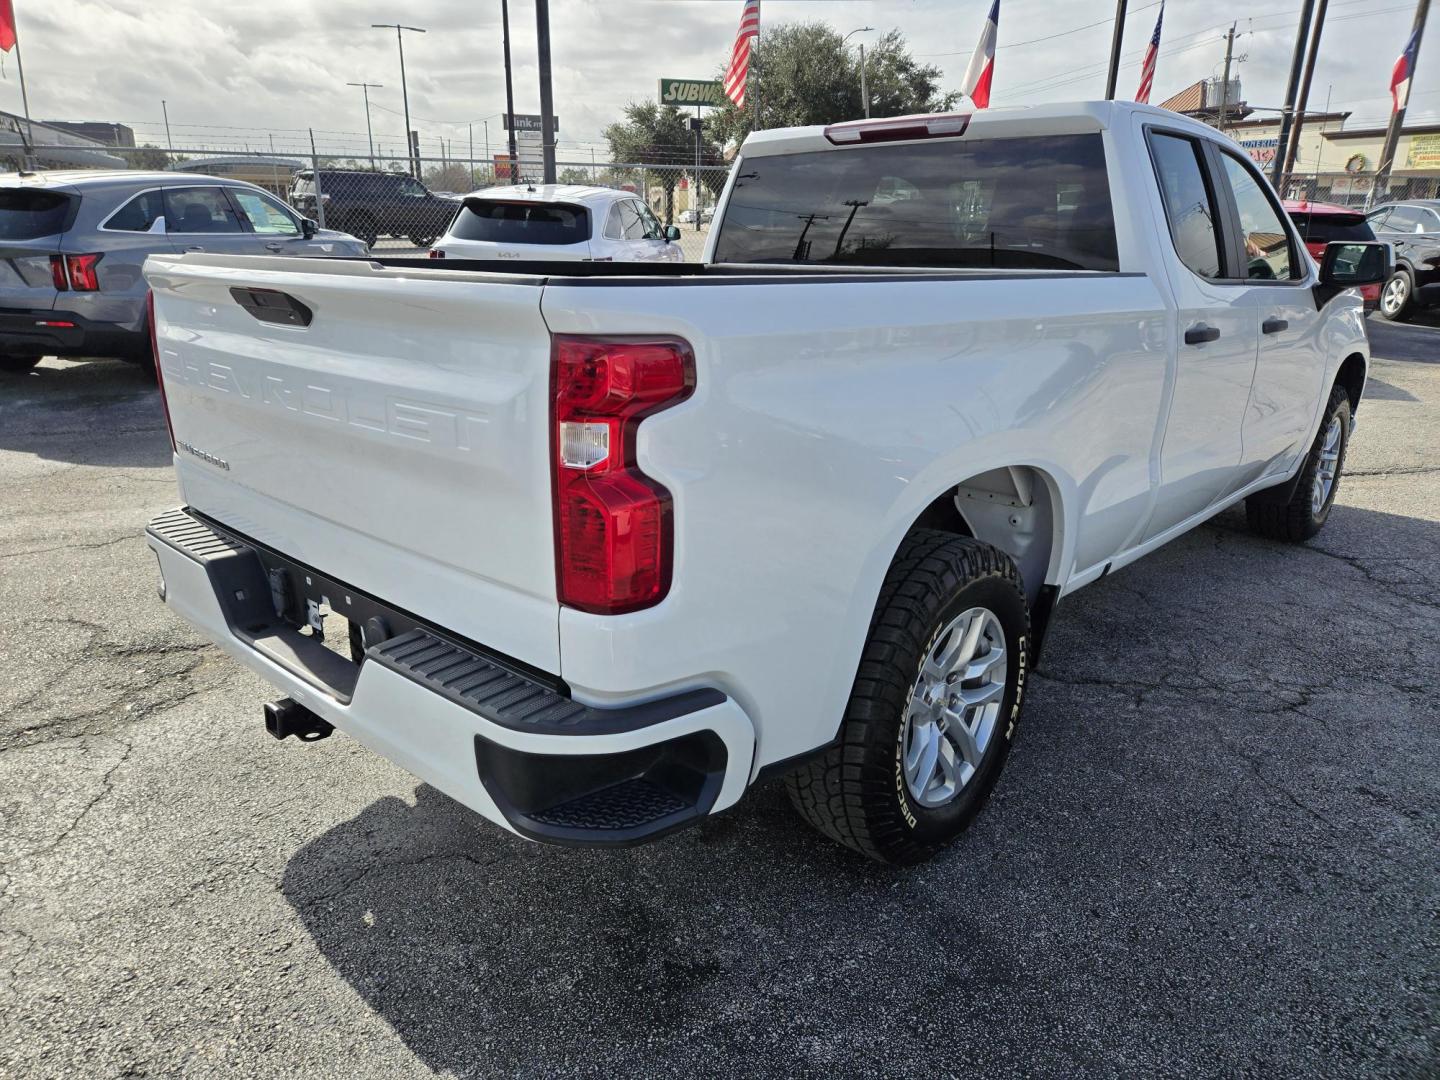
[143,102,1388,864]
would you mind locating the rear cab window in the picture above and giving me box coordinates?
[712,132,1119,270]
[1147,132,1224,279]
[450,200,590,245]
[0,188,77,239]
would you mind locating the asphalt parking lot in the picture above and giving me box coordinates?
[2,316,1437,1079]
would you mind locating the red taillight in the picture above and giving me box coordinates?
[428,248,446,259]
[551,335,695,614]
[824,112,971,145]
[49,255,68,291]
[65,253,103,292]
[148,291,176,452]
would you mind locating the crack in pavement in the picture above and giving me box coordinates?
[0,532,141,560]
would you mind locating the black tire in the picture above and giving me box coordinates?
[1376,266,1415,322]
[345,214,378,249]
[408,235,437,248]
[0,355,41,374]
[1245,384,1351,543]
[786,530,1031,865]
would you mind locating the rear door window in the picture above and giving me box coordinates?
[0,188,76,239]
[1147,132,1224,279]
[165,187,246,233]
[450,200,590,245]
[712,132,1118,270]
[104,189,166,232]
[1382,206,1428,234]
[618,201,648,240]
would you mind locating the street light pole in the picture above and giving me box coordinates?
[843,28,875,119]
[501,0,519,182]
[1104,0,1128,100]
[535,0,557,184]
[347,82,384,168]
[372,23,427,177]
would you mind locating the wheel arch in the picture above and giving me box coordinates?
[1334,351,1367,413]
[903,465,1066,609]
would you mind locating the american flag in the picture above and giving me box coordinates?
[724,0,761,108]
[1135,2,1164,105]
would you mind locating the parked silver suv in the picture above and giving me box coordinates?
[0,170,368,374]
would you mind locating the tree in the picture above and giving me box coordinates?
[709,24,958,148]
[133,144,175,170]
[603,102,725,224]
[559,166,591,185]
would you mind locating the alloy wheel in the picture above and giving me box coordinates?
[901,606,1007,808]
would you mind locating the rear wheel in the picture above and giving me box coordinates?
[344,214,378,249]
[1377,267,1415,322]
[786,530,1030,864]
[1245,384,1351,543]
[0,355,41,374]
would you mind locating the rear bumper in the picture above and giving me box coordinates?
[0,308,145,359]
[144,507,755,846]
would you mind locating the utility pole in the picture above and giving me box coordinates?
[347,82,383,167]
[372,23,426,177]
[1271,0,1317,185]
[1104,0,1129,100]
[535,0,557,184]
[1376,0,1431,196]
[162,99,173,152]
[501,0,519,182]
[1217,24,1237,133]
[1283,0,1330,177]
[860,44,869,118]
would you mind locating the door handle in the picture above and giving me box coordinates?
[184,245,205,252]
[1262,317,1289,334]
[1184,324,1220,345]
[265,242,284,252]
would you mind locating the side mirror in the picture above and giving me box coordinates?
[301,217,318,239]
[1320,241,1391,288]
[663,225,681,242]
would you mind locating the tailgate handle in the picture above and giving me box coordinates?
[229,287,313,327]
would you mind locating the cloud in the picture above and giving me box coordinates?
[5,0,1426,162]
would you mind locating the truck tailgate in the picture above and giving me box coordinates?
[145,254,560,671]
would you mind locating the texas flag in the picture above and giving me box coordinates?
[961,0,999,110]
[1391,25,1419,113]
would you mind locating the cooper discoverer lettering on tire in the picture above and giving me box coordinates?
[786,530,1031,865]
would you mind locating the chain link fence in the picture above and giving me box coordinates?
[1278,172,1440,209]
[8,143,729,262]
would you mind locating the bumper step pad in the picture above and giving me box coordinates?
[147,507,733,847]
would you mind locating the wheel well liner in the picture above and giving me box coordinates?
[1336,352,1366,412]
[905,467,1059,607]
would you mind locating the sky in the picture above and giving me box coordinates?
[4,0,1432,166]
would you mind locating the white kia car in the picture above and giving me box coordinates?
[429,185,685,263]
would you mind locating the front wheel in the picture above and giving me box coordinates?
[0,355,41,374]
[1245,384,1351,543]
[1377,268,1415,322]
[786,531,1031,865]
[408,234,437,248]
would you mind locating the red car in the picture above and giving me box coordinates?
[1283,199,1382,310]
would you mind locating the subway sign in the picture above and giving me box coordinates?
[659,78,727,107]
